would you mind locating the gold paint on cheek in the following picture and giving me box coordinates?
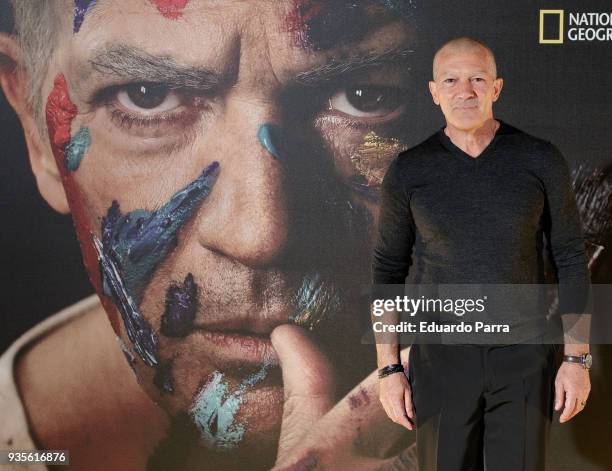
[350,131,409,185]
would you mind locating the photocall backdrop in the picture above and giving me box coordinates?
[1,1,610,469]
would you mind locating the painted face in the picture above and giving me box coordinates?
[44,0,416,457]
[430,47,501,131]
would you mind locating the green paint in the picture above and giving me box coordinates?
[190,361,271,449]
[64,126,91,171]
[257,123,285,160]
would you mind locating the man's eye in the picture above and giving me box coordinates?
[116,83,181,113]
[328,85,406,118]
[444,78,455,84]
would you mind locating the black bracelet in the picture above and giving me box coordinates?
[378,363,404,379]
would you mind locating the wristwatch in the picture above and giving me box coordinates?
[563,353,592,370]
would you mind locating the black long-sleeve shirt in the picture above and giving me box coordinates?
[372,121,589,317]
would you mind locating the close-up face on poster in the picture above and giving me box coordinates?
[0,1,610,470]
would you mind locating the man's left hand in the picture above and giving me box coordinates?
[554,361,591,423]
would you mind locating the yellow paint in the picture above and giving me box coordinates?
[350,131,409,185]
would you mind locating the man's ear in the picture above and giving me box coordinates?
[0,33,69,214]
[492,77,503,102]
[428,80,440,106]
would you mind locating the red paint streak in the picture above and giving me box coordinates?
[285,0,323,48]
[45,74,120,334]
[149,0,189,19]
[46,75,77,152]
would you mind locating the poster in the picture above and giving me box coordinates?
[0,1,610,469]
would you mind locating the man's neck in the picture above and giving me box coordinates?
[444,118,500,158]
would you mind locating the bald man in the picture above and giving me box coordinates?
[373,37,591,470]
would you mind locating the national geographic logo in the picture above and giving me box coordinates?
[539,10,612,44]
[539,10,564,43]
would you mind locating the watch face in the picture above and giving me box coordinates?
[584,353,593,369]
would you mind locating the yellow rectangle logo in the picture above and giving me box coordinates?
[539,10,564,44]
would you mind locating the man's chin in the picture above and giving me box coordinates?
[447,112,490,131]
[132,353,284,452]
[187,381,284,453]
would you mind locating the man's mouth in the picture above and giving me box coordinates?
[183,271,343,367]
[455,103,478,110]
[153,271,346,371]
[193,327,279,367]
[190,315,286,367]
[194,316,286,336]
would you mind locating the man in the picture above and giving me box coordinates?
[374,37,592,470]
[0,1,422,469]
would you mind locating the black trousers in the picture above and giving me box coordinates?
[408,343,557,471]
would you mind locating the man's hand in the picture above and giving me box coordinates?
[270,324,417,471]
[379,367,414,431]
[554,361,591,423]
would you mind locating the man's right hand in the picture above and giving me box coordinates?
[379,368,415,430]
[270,325,417,471]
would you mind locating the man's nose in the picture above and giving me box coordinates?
[456,78,476,99]
[194,98,289,268]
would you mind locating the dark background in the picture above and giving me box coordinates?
[1,1,611,469]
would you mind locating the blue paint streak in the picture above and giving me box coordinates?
[257,123,285,160]
[191,362,271,450]
[95,235,159,366]
[97,161,220,366]
[102,161,219,302]
[64,126,91,171]
[73,0,96,33]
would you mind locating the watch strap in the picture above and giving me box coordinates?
[563,354,591,369]
[378,363,404,379]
